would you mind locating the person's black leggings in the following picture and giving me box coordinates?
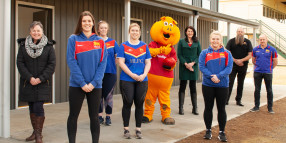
[99,73,117,114]
[179,80,197,94]
[67,87,101,143]
[28,101,44,116]
[202,85,228,132]
[120,80,148,128]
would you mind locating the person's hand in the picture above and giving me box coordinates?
[35,78,41,85]
[30,77,38,85]
[131,73,140,81]
[82,84,92,93]
[211,75,220,83]
[138,74,146,82]
[185,62,194,71]
[87,83,95,91]
[235,59,244,66]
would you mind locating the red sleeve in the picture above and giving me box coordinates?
[170,46,177,61]
[148,41,159,48]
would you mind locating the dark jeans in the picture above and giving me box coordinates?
[28,102,44,116]
[202,85,228,132]
[120,80,148,128]
[254,72,273,109]
[179,80,197,95]
[228,64,248,102]
[67,87,102,143]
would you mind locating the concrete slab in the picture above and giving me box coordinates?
[1,77,286,143]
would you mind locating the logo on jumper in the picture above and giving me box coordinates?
[94,41,100,48]
[124,44,146,58]
[220,53,225,58]
[105,40,115,49]
[157,55,166,59]
[207,53,212,57]
[266,49,270,53]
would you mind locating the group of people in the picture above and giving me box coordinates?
[16,10,278,143]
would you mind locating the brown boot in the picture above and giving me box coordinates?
[35,116,45,143]
[162,117,175,125]
[26,113,36,141]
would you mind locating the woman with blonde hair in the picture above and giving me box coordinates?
[97,20,119,125]
[117,23,151,139]
[199,31,233,142]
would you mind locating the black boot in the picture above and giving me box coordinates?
[191,92,199,115]
[178,92,185,115]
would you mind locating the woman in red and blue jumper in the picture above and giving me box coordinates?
[66,11,107,143]
[199,31,233,142]
[117,23,151,139]
[97,20,119,126]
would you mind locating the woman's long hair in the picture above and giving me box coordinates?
[184,26,198,43]
[74,11,97,35]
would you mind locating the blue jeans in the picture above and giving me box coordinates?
[254,72,273,110]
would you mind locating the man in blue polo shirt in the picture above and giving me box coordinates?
[250,34,278,114]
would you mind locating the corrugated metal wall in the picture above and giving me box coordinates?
[11,0,218,108]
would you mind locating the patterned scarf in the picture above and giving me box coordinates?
[25,35,48,58]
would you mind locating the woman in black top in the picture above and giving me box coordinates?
[16,21,56,143]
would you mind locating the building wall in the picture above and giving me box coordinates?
[263,0,286,14]
[219,0,262,38]
[11,0,218,108]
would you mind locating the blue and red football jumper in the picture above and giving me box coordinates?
[67,32,107,88]
[104,38,119,74]
[199,46,233,88]
[252,45,278,73]
[117,41,151,82]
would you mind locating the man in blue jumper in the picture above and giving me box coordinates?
[250,34,278,114]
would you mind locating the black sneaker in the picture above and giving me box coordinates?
[250,107,259,112]
[218,132,227,142]
[203,130,212,140]
[142,116,152,123]
[268,109,275,114]
[124,129,131,139]
[99,116,104,124]
[136,130,143,139]
[105,116,111,126]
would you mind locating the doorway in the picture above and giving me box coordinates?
[15,1,55,108]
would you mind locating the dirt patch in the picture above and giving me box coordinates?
[177,65,286,143]
[176,97,286,143]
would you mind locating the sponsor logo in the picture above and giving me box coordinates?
[130,59,144,63]
[157,55,166,59]
[94,41,100,48]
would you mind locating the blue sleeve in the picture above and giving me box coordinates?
[252,48,256,58]
[114,41,119,55]
[198,50,213,78]
[90,43,108,88]
[117,44,125,58]
[66,35,87,87]
[217,51,233,80]
[146,45,151,59]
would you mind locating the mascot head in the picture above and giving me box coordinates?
[150,16,180,46]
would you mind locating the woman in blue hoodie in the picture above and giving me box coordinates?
[66,11,107,143]
[199,31,233,142]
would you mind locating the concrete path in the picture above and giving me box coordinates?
[1,76,286,143]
